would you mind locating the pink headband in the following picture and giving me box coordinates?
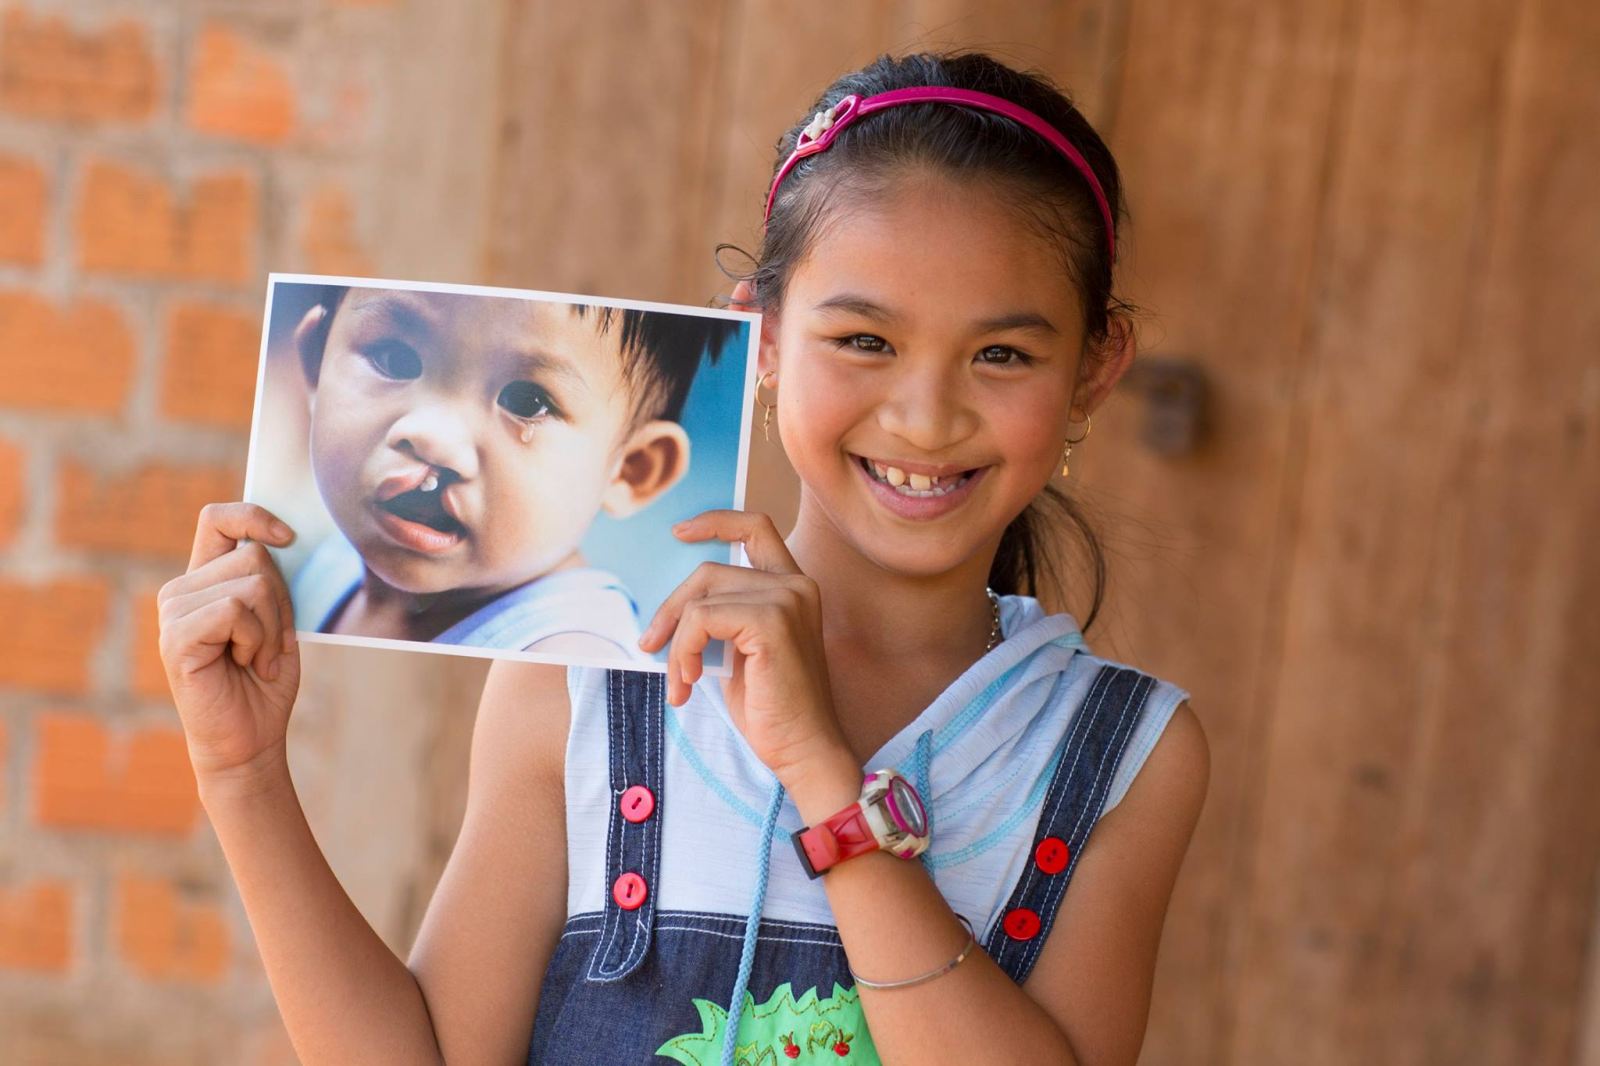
[763,86,1116,262]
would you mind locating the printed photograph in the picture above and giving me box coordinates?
[243,274,758,674]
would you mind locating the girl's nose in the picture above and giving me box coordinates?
[875,364,979,453]
[385,402,481,480]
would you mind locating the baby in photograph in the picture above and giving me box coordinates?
[286,285,740,659]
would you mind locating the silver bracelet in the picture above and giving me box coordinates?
[848,914,977,990]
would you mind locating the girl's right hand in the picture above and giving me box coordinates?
[157,501,301,786]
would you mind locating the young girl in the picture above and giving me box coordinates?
[158,51,1208,1066]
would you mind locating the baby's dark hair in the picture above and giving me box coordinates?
[719,50,1131,630]
[569,305,741,430]
[294,287,741,432]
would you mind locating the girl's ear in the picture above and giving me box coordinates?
[601,420,692,519]
[731,279,782,379]
[1077,312,1138,416]
[293,303,332,389]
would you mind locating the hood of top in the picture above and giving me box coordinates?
[696,594,1088,805]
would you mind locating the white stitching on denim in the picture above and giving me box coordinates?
[615,670,662,974]
[563,924,845,949]
[1019,672,1148,975]
[589,670,625,979]
[988,665,1112,962]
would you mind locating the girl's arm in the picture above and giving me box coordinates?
[200,657,570,1066]
[165,503,570,1064]
[785,698,1209,1066]
[407,659,571,1063]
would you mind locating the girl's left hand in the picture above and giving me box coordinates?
[638,510,849,788]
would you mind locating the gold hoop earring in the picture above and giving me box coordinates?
[756,370,778,442]
[1061,411,1092,477]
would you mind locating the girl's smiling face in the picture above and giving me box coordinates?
[768,174,1121,579]
[308,289,636,596]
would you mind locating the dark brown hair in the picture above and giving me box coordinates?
[717,50,1132,630]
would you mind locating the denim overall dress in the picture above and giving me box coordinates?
[527,595,1190,1065]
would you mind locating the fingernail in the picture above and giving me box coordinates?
[271,520,292,542]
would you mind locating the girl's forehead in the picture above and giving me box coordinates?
[792,178,1078,325]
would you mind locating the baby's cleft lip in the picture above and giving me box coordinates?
[375,465,433,503]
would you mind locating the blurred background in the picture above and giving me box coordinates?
[0,1,1595,1064]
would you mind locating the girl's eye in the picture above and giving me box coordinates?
[977,345,1034,366]
[833,333,889,353]
[498,381,558,422]
[362,340,422,379]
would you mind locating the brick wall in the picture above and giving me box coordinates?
[0,2,499,1062]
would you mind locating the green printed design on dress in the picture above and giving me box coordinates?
[655,982,879,1064]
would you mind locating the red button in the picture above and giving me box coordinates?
[619,784,656,823]
[1002,907,1041,940]
[612,872,648,911]
[1034,836,1070,874]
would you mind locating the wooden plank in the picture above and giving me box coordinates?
[1226,0,1545,1061]
[1097,1,1353,1060]
[1362,0,1600,1060]
[486,0,731,303]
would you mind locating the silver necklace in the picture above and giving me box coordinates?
[984,587,1002,652]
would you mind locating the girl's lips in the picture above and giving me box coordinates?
[852,454,987,520]
[371,501,466,554]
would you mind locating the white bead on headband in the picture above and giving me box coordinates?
[764,86,1117,263]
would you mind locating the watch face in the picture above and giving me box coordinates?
[886,777,927,836]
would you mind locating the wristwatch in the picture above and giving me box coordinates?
[791,768,930,879]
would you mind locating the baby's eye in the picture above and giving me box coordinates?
[361,340,422,380]
[977,345,1033,366]
[833,333,889,353]
[498,381,558,422]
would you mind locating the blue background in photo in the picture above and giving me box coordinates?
[580,325,752,670]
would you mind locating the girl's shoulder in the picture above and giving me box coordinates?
[995,593,1193,818]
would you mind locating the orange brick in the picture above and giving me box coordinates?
[76,158,257,285]
[186,23,295,145]
[0,436,23,545]
[55,457,241,561]
[299,182,373,276]
[0,7,158,124]
[0,576,109,694]
[34,711,199,835]
[161,301,261,430]
[0,290,136,415]
[130,588,171,702]
[115,871,228,983]
[0,880,73,973]
[0,154,48,264]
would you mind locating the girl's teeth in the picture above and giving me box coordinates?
[862,456,970,497]
[419,472,439,492]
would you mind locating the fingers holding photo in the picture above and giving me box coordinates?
[188,500,295,573]
[671,509,799,574]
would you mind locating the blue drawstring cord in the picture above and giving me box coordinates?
[910,728,935,882]
[722,779,786,1066]
[722,730,938,1063]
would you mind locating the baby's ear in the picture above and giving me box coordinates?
[601,420,691,519]
[293,304,331,389]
